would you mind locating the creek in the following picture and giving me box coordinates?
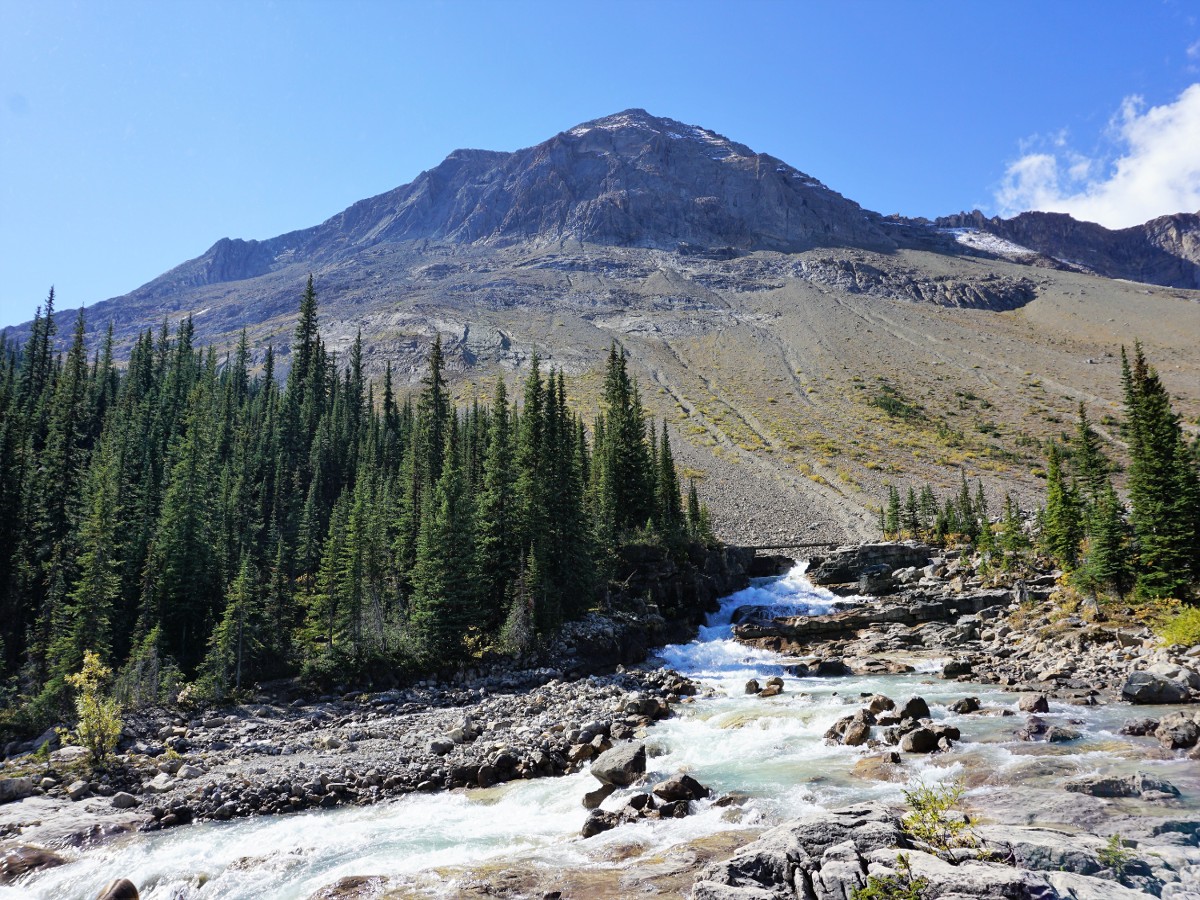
[7,564,1198,899]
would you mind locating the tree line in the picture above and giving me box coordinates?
[1042,343,1200,601]
[880,343,1200,602]
[0,280,714,729]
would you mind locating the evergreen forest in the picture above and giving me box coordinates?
[0,280,713,731]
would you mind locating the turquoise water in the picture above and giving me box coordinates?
[5,565,1195,899]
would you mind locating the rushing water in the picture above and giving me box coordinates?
[7,565,1198,899]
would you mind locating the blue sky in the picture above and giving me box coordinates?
[2,0,1199,329]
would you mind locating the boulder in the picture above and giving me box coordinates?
[759,683,783,698]
[949,697,981,714]
[744,679,760,695]
[842,720,871,747]
[176,764,203,779]
[942,659,973,678]
[0,846,66,885]
[899,727,939,753]
[1122,672,1190,705]
[111,791,140,809]
[859,565,895,596]
[590,742,646,787]
[581,809,618,838]
[145,772,175,793]
[583,783,616,809]
[899,696,930,720]
[0,776,34,804]
[428,739,454,756]
[1045,726,1082,743]
[67,779,90,800]
[1018,693,1050,713]
[653,774,710,803]
[1154,713,1199,750]
[865,695,895,715]
[96,878,140,899]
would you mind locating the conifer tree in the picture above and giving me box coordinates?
[998,494,1028,565]
[409,428,478,663]
[655,424,684,538]
[884,485,901,538]
[201,554,261,699]
[1075,481,1131,598]
[1041,442,1083,569]
[1123,344,1198,598]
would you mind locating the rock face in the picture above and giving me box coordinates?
[106,110,914,299]
[807,543,933,587]
[936,209,1200,290]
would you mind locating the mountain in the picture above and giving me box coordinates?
[6,110,1199,546]
[123,108,936,300]
[935,209,1200,289]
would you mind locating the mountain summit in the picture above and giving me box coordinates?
[158,109,914,293]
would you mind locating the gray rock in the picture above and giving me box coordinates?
[582,783,616,809]
[176,764,203,779]
[1064,772,1181,798]
[1154,713,1199,749]
[111,791,140,809]
[66,779,90,800]
[942,659,973,678]
[1018,693,1050,713]
[590,741,646,787]
[145,772,175,793]
[1045,726,1082,743]
[0,777,34,804]
[899,727,938,753]
[899,696,930,720]
[1122,672,1190,704]
[652,773,709,803]
[428,739,454,756]
[581,809,618,838]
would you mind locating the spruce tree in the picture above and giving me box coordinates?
[1075,481,1131,598]
[1123,345,1197,598]
[409,428,478,663]
[1041,442,1083,569]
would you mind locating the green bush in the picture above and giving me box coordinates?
[902,781,977,857]
[65,651,123,769]
[851,854,927,900]
[1158,606,1200,647]
[1098,834,1137,884]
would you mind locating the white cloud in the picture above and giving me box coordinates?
[995,83,1200,228]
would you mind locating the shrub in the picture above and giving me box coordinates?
[851,854,927,900]
[65,651,123,769]
[1098,834,1137,883]
[1158,606,1200,648]
[901,781,977,857]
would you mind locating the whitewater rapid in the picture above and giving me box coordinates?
[7,564,1197,899]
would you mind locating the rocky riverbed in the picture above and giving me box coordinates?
[3,547,1200,899]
